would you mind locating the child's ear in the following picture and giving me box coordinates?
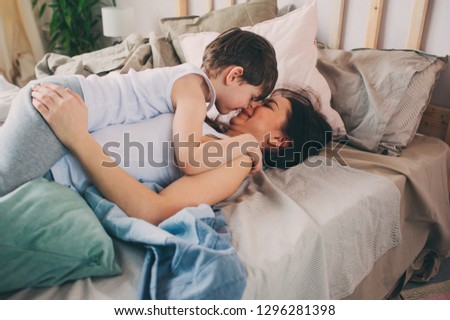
[225,66,244,85]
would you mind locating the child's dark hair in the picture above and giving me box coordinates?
[202,27,278,101]
[263,88,333,168]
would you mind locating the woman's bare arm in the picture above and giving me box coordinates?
[31,83,251,225]
[63,134,250,225]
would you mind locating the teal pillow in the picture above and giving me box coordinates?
[0,178,120,294]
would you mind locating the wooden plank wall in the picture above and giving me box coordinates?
[328,0,431,50]
[177,0,235,16]
[177,0,429,50]
[177,0,432,51]
[365,0,384,48]
[328,0,345,49]
[406,0,429,49]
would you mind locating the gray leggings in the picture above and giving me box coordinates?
[0,76,83,196]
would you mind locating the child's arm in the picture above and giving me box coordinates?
[171,74,262,175]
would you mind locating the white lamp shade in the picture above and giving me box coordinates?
[101,7,135,37]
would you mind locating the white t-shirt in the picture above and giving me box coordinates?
[75,63,216,132]
[52,63,220,193]
[50,114,229,194]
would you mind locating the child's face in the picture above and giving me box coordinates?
[215,83,263,115]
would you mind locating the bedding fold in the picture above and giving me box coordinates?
[3,136,447,300]
[35,33,179,79]
[329,135,450,255]
[221,155,402,299]
[83,183,246,300]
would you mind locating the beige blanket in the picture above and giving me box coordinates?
[220,154,402,299]
[35,33,180,79]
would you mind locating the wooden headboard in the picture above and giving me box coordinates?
[177,0,236,16]
[176,0,450,146]
[326,0,450,146]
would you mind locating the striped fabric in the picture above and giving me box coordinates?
[379,57,447,155]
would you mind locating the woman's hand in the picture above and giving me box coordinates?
[31,83,89,149]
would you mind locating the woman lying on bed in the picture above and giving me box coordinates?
[29,83,331,225]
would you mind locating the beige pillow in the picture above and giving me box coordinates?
[317,48,448,155]
[160,0,278,62]
[379,56,447,155]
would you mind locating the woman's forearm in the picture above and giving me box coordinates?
[68,135,252,225]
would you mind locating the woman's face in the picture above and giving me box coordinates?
[228,95,292,148]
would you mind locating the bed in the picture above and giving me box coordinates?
[1,0,449,300]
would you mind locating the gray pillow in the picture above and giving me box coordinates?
[0,178,120,293]
[160,0,278,62]
[317,48,447,155]
[379,55,447,155]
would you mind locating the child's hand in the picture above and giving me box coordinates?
[31,83,89,149]
[241,134,263,174]
[247,145,263,174]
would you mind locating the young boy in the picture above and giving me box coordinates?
[0,28,278,196]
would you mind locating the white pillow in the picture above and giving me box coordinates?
[179,0,346,137]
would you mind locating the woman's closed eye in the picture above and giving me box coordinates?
[262,99,277,110]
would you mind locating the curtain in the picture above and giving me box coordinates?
[0,0,45,87]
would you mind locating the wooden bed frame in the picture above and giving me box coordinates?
[176,0,450,147]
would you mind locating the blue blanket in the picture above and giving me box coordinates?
[84,183,246,300]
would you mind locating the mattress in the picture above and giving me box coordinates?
[221,153,401,299]
[343,134,450,298]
